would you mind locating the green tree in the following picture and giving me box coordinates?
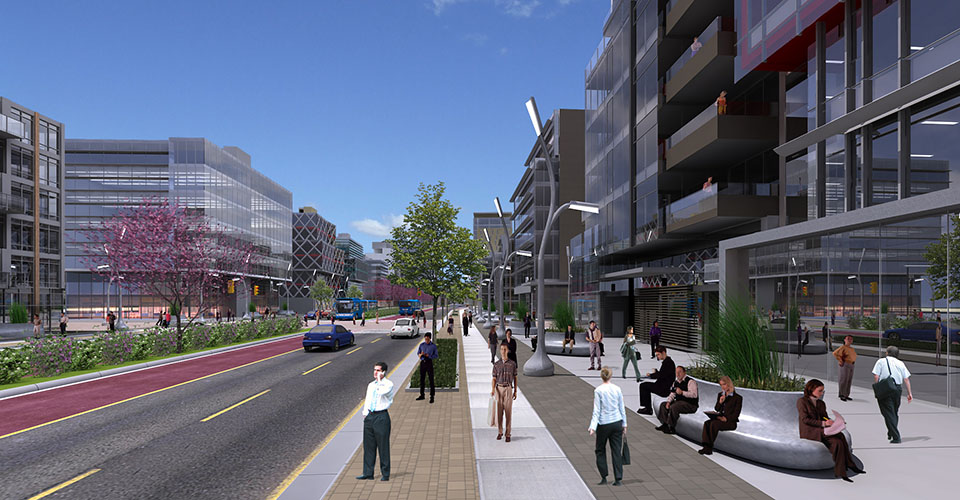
[347,285,364,299]
[388,182,486,333]
[924,214,960,303]
[309,279,334,310]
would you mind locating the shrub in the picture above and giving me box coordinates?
[550,301,576,333]
[880,302,889,314]
[26,336,74,376]
[862,316,879,330]
[410,338,458,388]
[69,339,101,371]
[0,347,29,384]
[281,302,289,311]
[514,301,528,320]
[686,364,805,392]
[151,327,179,356]
[703,298,790,389]
[238,321,258,341]
[183,324,214,350]
[98,330,138,365]
[846,314,861,329]
[10,302,28,324]
[248,302,257,313]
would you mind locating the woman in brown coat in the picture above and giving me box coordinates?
[797,379,864,482]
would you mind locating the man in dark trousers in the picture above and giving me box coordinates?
[698,376,742,455]
[487,325,499,364]
[637,346,675,415]
[357,362,395,481]
[416,333,439,403]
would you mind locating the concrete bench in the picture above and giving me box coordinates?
[651,379,853,470]
[541,331,592,356]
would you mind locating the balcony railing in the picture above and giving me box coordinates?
[910,27,960,82]
[666,185,719,228]
[664,16,731,83]
[0,115,24,139]
[666,100,773,150]
[0,193,27,214]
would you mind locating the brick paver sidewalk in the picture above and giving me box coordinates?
[324,315,479,500]
[514,343,771,500]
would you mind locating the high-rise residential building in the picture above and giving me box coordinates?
[510,108,585,317]
[64,138,293,318]
[289,207,345,313]
[365,240,392,281]
[334,233,368,290]
[572,0,960,389]
[0,97,65,321]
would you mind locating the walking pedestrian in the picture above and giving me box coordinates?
[796,322,806,358]
[798,379,864,482]
[648,320,661,359]
[107,311,116,332]
[462,312,469,336]
[32,314,43,337]
[356,361,395,481]
[935,311,943,366]
[822,322,832,352]
[504,328,518,364]
[523,313,532,338]
[491,343,518,442]
[156,309,164,327]
[830,310,836,326]
[164,309,171,328]
[216,310,222,323]
[620,326,641,381]
[487,325,499,364]
[416,332,438,403]
[872,346,913,444]
[589,366,626,486]
[587,320,603,370]
[562,324,576,354]
[59,310,68,336]
[833,335,857,401]
[361,310,366,326]
[447,314,454,335]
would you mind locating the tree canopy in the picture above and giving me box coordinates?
[387,182,486,330]
[309,279,334,309]
[924,214,960,303]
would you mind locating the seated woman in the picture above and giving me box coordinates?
[797,379,864,482]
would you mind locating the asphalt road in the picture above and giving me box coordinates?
[0,331,419,500]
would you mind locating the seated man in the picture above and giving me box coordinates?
[637,346,675,415]
[698,376,742,455]
[655,365,698,434]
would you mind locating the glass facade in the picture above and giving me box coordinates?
[64,138,293,318]
[291,209,345,300]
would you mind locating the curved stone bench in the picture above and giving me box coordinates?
[651,378,853,470]
[542,331,592,356]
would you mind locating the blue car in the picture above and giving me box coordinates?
[883,321,960,343]
[303,324,355,352]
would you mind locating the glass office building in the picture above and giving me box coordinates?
[64,138,293,318]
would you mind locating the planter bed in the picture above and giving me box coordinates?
[406,338,459,392]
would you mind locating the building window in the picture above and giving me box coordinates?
[12,183,33,216]
[11,256,33,287]
[39,190,59,221]
[11,221,32,251]
[40,259,60,288]
[39,155,59,187]
[11,146,33,180]
[38,120,59,153]
[39,224,59,254]
[9,108,32,145]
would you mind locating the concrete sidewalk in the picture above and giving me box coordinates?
[515,335,960,500]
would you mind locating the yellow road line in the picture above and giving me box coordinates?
[301,361,331,376]
[201,389,271,422]
[266,341,420,500]
[28,468,101,500]
[345,347,362,355]
[0,346,302,441]
[370,338,382,344]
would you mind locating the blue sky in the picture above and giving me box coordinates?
[2,0,609,252]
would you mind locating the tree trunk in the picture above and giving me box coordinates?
[432,296,438,334]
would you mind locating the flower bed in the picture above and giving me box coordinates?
[0,317,302,386]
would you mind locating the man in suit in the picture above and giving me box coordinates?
[698,376,742,455]
[636,346,675,415]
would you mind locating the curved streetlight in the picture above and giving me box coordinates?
[491,249,532,338]
[482,228,496,328]
[523,96,600,377]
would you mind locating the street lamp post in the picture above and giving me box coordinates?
[491,249,532,339]
[482,228,496,329]
[494,197,513,336]
[523,96,600,377]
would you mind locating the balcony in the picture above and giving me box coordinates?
[0,115,24,140]
[663,102,778,171]
[0,193,27,215]
[664,17,736,105]
[665,0,733,38]
[665,184,778,235]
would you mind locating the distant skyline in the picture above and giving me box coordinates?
[1,0,609,252]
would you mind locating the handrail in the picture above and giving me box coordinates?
[664,17,729,83]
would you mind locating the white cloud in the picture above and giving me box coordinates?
[462,33,489,46]
[495,0,541,17]
[351,214,405,238]
[432,0,468,15]
[557,0,576,5]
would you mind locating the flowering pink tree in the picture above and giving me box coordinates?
[84,199,257,352]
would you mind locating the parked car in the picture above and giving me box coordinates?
[390,318,420,339]
[303,324,355,351]
[883,321,960,343]
[304,310,317,321]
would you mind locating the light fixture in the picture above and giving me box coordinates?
[483,227,490,242]
[910,45,925,51]
[494,197,504,218]
[911,153,934,158]
[914,278,924,282]
[921,120,958,126]
[525,97,542,137]
[120,226,127,240]
[516,250,532,258]
[97,264,110,270]
[9,265,15,270]
[569,201,600,214]
[791,257,797,266]
[800,279,808,284]
[704,279,720,284]
[847,275,857,280]
[825,60,844,64]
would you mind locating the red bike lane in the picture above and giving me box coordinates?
[0,335,303,439]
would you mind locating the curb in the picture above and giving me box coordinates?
[0,331,306,401]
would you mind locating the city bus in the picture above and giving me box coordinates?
[334,298,378,321]
[398,299,421,316]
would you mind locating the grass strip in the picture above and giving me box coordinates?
[409,337,458,388]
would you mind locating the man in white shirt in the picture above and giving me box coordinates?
[357,361,395,481]
[871,346,913,444]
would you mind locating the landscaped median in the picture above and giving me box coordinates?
[407,337,459,391]
[0,317,303,393]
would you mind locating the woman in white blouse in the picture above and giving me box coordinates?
[589,367,627,486]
